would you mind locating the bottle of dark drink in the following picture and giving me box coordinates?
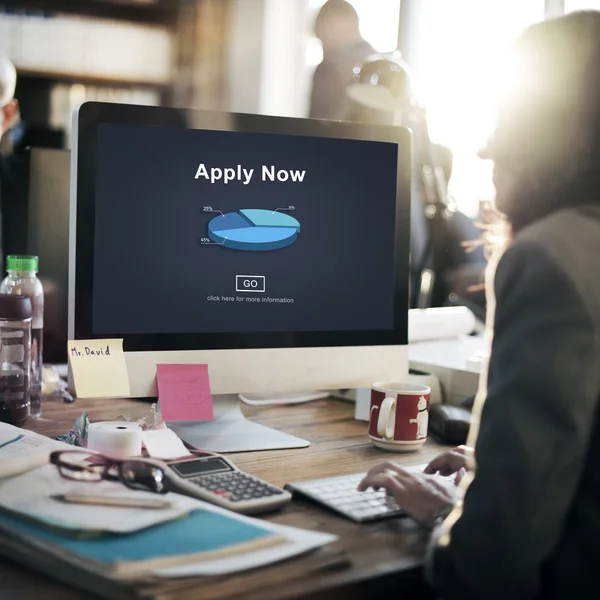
[0,256,43,418]
[0,294,32,426]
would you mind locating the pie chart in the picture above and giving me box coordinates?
[207,209,301,251]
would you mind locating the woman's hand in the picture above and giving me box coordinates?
[425,446,472,481]
[357,462,456,528]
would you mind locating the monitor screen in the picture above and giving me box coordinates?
[92,124,398,336]
[71,103,410,352]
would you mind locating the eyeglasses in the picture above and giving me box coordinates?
[49,450,170,494]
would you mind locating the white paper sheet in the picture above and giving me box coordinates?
[0,463,200,533]
[0,422,67,455]
[0,422,70,479]
[157,521,336,577]
[408,306,477,343]
[142,428,191,460]
[156,501,337,577]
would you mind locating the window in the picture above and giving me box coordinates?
[565,0,600,11]
[410,0,546,216]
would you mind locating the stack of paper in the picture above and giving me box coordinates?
[0,464,196,534]
[0,423,337,594]
[0,483,336,587]
[0,508,286,579]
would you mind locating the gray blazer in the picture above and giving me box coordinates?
[429,205,600,598]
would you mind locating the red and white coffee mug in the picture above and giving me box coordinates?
[368,382,431,452]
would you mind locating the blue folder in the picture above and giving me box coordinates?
[0,508,278,575]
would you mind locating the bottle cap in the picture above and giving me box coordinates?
[6,255,38,273]
[0,294,33,320]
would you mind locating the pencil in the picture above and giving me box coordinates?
[50,494,174,509]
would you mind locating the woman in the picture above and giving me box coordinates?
[359,11,600,599]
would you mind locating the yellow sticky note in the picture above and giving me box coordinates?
[68,339,130,398]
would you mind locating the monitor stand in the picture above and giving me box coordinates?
[167,395,310,453]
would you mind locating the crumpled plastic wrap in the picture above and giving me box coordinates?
[56,410,89,446]
[55,404,163,447]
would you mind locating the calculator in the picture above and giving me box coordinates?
[163,454,291,515]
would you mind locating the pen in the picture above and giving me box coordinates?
[50,494,174,510]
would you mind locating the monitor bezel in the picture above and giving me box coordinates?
[72,101,411,352]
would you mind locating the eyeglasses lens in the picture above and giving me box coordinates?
[120,461,168,494]
[57,452,106,482]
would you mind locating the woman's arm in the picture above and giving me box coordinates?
[430,239,600,600]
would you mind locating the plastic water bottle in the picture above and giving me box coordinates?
[0,256,44,417]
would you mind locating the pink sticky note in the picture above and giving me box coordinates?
[156,364,214,422]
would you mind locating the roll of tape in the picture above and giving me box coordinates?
[87,421,143,459]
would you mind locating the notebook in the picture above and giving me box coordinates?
[0,508,285,579]
[0,464,197,536]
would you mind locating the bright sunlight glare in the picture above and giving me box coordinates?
[565,0,600,11]
[412,0,545,216]
[305,0,546,216]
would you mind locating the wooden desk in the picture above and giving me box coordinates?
[0,398,450,600]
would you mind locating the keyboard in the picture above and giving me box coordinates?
[285,464,454,523]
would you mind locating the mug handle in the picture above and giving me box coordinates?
[377,395,397,440]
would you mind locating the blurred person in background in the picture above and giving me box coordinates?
[0,56,20,274]
[0,57,19,151]
[309,0,373,120]
[0,57,61,362]
[359,11,600,599]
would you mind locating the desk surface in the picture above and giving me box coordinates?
[0,397,450,600]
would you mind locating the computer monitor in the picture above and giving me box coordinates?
[69,101,411,452]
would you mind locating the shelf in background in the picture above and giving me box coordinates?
[0,0,181,26]
[1,12,174,89]
[16,67,172,90]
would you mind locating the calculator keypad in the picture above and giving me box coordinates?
[194,472,284,502]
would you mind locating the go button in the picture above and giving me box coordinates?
[236,275,266,293]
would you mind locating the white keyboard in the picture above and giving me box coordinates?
[286,464,453,522]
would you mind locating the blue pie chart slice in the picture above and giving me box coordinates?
[209,211,253,232]
[208,210,300,251]
[240,209,300,232]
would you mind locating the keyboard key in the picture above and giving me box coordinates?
[316,493,339,501]
[362,507,390,518]
[346,508,363,516]
[334,498,357,507]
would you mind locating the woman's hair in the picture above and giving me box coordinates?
[487,11,600,231]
